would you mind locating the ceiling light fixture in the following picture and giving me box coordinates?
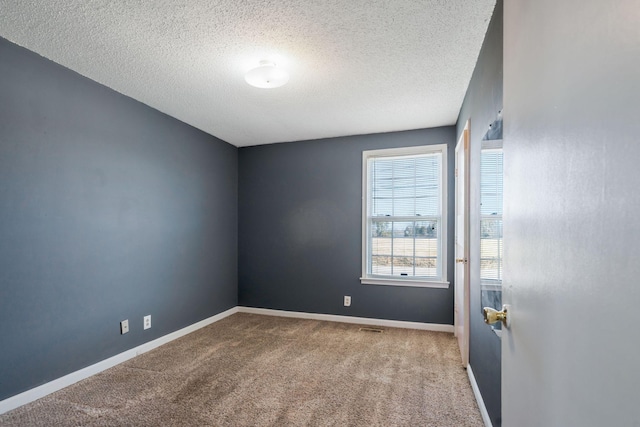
[245,60,289,89]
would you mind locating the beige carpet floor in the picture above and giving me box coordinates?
[0,313,483,426]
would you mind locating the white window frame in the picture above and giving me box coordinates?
[360,144,449,288]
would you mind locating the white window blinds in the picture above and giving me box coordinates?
[370,154,441,218]
[480,148,503,282]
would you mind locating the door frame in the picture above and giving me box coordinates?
[454,120,471,367]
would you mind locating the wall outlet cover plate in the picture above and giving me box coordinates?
[120,319,129,334]
[143,315,151,330]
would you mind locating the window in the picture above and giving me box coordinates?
[361,144,448,288]
[480,141,503,286]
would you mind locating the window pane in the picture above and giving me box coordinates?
[371,236,391,257]
[480,218,503,281]
[480,151,503,216]
[415,257,437,277]
[392,236,414,257]
[371,255,392,276]
[415,155,440,217]
[392,257,414,276]
[390,221,411,238]
[415,220,439,259]
[371,220,391,238]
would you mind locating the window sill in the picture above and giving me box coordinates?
[360,277,450,289]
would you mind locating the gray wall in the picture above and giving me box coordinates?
[456,1,502,425]
[238,127,456,323]
[0,37,238,400]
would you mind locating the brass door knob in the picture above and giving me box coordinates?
[483,305,510,328]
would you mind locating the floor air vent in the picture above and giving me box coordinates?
[359,327,384,333]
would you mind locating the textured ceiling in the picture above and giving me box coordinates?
[0,0,496,147]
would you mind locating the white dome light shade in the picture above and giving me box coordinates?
[245,60,289,89]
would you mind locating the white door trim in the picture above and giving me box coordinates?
[454,120,471,366]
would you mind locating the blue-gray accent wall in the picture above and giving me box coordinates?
[238,127,456,324]
[456,1,503,426]
[0,37,238,401]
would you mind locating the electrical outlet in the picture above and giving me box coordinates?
[120,319,129,334]
[344,296,351,307]
[143,315,151,330]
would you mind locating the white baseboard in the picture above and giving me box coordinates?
[467,364,494,427]
[0,306,239,415]
[237,306,455,333]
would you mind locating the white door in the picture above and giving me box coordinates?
[454,121,470,367]
[502,1,640,425]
